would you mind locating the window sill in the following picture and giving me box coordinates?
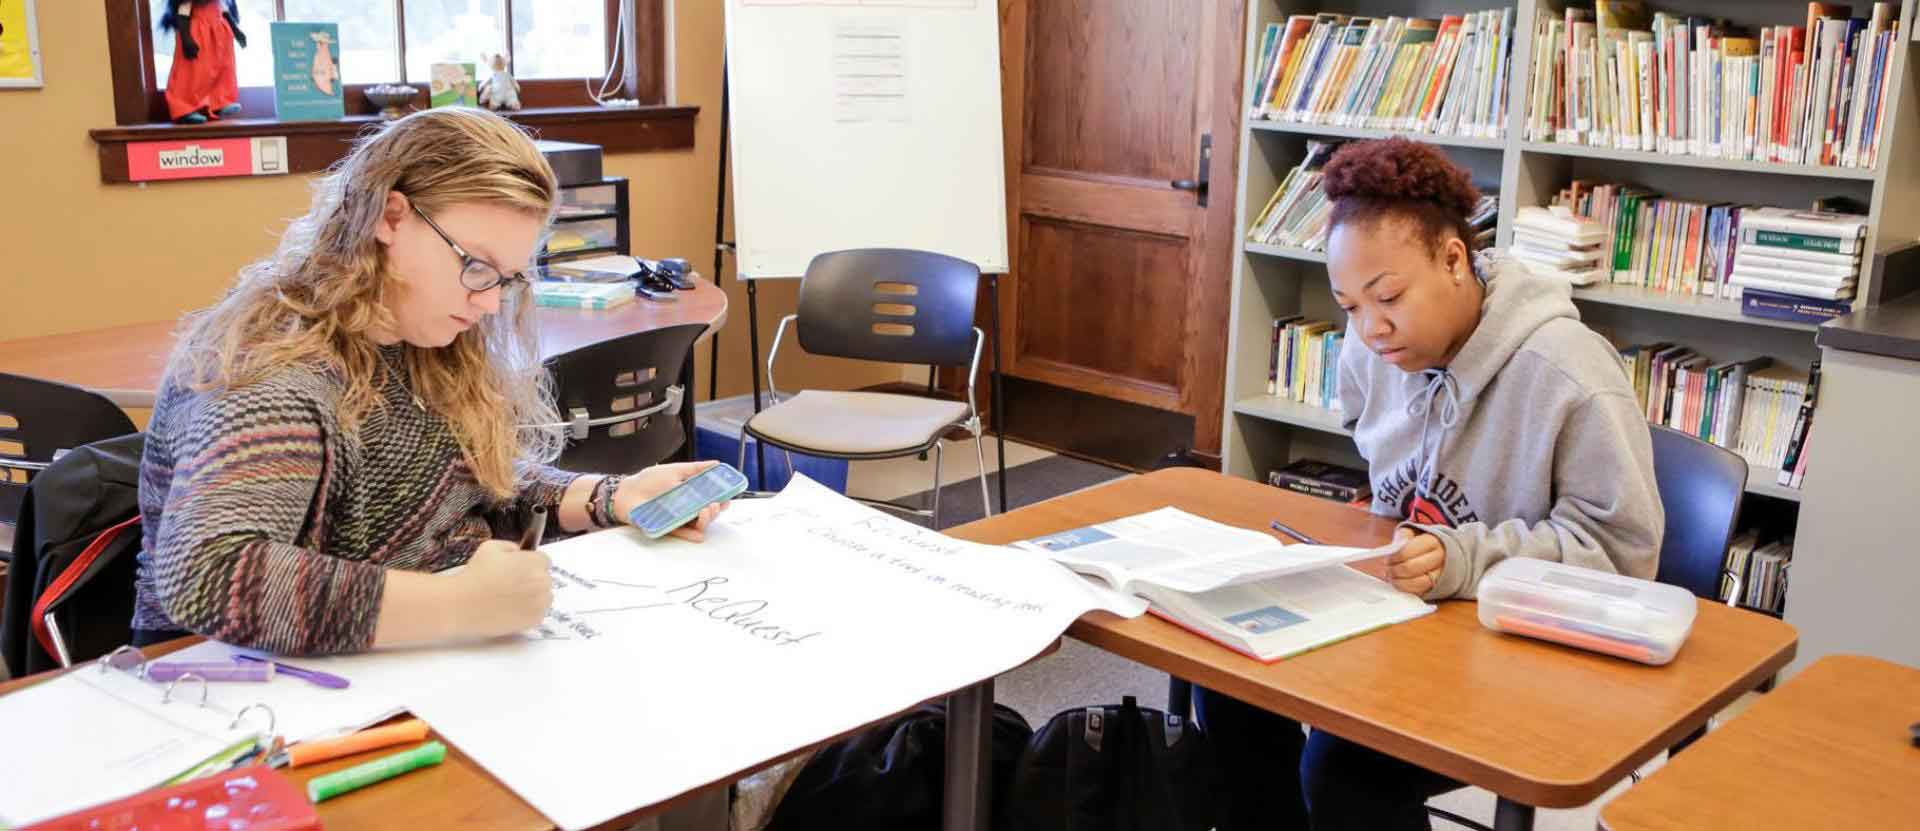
[88,105,698,184]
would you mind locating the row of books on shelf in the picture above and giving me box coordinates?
[1265,316,1347,411]
[1248,140,1497,252]
[1524,2,1900,170]
[1618,346,1820,488]
[1250,9,1514,139]
[1722,531,1792,614]
[1533,180,1866,308]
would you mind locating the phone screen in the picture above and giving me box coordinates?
[631,465,745,535]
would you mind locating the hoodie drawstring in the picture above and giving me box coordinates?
[1407,369,1461,502]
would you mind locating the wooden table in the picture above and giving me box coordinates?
[0,279,729,409]
[0,631,937,831]
[1601,654,1920,830]
[940,467,1801,831]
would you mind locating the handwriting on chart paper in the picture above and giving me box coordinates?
[803,516,1050,615]
[530,566,821,647]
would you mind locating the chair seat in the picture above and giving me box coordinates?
[746,390,969,456]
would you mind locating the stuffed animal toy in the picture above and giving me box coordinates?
[478,52,521,111]
[156,0,247,123]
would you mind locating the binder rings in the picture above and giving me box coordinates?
[0,646,278,826]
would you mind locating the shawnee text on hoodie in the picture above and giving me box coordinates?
[1336,255,1664,600]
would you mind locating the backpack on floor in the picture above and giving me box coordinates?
[1007,695,1220,831]
[767,700,1034,831]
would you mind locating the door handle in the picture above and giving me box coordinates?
[1171,132,1212,207]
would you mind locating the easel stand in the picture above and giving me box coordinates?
[713,64,1008,516]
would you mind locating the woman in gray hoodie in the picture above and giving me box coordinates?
[1197,139,1664,830]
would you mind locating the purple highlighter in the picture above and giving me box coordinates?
[233,654,353,689]
[146,661,272,683]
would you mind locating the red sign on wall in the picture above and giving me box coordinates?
[127,136,290,182]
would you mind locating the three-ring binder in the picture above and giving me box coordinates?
[99,645,279,737]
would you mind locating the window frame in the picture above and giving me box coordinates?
[94,0,694,182]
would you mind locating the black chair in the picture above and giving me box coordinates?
[537,323,707,475]
[742,249,994,528]
[1,373,138,560]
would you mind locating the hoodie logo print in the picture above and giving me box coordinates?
[1377,457,1480,528]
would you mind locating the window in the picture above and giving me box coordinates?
[96,0,688,182]
[150,1,615,96]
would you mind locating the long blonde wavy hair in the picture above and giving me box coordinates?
[169,107,565,499]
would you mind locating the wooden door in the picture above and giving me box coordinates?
[998,0,1244,461]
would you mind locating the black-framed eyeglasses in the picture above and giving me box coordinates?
[412,205,534,294]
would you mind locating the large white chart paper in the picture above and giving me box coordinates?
[179,476,1143,830]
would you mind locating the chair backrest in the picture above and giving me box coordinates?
[796,249,981,368]
[1647,425,1748,600]
[0,373,138,553]
[545,323,707,475]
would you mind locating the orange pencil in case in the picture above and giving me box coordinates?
[268,717,432,768]
[1492,615,1661,664]
[1477,559,1697,666]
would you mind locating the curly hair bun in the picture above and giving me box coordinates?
[1322,138,1479,220]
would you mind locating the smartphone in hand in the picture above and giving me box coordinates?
[628,463,749,538]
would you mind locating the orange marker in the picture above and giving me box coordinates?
[270,718,432,769]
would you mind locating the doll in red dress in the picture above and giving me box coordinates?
[157,1,247,123]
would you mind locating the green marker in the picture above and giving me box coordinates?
[306,740,447,803]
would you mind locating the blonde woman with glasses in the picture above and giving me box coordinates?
[131,107,726,656]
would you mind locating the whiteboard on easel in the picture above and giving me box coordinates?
[723,0,1009,280]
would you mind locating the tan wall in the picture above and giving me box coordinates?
[0,1,897,403]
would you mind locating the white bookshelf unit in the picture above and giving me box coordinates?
[1224,0,1920,530]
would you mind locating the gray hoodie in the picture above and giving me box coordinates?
[1337,254,1664,599]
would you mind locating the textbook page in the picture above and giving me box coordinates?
[1011,507,1382,594]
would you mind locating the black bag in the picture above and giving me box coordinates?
[1008,696,1220,831]
[0,433,145,678]
[768,700,1033,831]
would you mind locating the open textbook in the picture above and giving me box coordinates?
[1011,506,1385,594]
[1014,508,1432,661]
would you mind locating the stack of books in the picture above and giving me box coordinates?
[1722,530,1794,614]
[1726,207,1868,303]
[1267,317,1344,412]
[1615,345,1817,485]
[533,281,634,310]
[1510,205,1609,285]
[1551,181,1743,297]
[1249,9,1515,139]
[1250,141,1498,254]
[1247,141,1340,251]
[1266,459,1371,505]
[1524,2,1900,169]
[1466,193,1499,248]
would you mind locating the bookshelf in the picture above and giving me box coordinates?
[1223,0,1920,585]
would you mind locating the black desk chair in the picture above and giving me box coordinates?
[0,373,138,560]
[742,249,994,529]
[538,323,706,475]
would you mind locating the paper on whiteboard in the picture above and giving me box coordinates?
[833,18,909,122]
[225,476,1142,830]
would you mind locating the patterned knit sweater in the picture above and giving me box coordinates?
[132,346,578,655]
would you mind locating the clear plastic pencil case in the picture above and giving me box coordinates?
[1476,558,1697,665]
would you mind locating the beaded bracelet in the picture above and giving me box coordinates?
[588,474,625,528]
